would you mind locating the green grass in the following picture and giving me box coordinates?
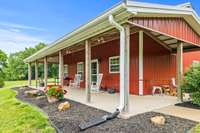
[193,124,200,133]
[0,81,55,133]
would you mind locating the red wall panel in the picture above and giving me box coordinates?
[183,51,200,72]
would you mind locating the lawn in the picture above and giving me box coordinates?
[0,81,55,133]
[193,124,200,133]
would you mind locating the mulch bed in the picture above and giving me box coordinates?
[175,101,200,110]
[14,87,197,133]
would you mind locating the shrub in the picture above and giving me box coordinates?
[0,79,4,88]
[47,86,64,100]
[181,63,200,105]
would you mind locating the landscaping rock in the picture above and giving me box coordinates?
[151,116,166,125]
[58,101,70,112]
[47,96,59,103]
[36,96,46,100]
[24,90,40,97]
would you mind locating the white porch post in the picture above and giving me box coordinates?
[59,51,64,86]
[139,31,144,96]
[35,61,38,88]
[85,40,91,103]
[44,57,48,88]
[123,24,130,113]
[28,63,32,86]
[177,42,183,101]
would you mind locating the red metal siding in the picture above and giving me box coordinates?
[130,17,200,46]
[64,33,176,95]
[183,51,200,72]
[143,34,176,95]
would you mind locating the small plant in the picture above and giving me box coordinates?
[47,85,64,100]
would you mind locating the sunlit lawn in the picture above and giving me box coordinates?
[193,124,200,133]
[0,81,55,133]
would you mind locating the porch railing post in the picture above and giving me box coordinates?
[44,57,48,88]
[59,51,64,86]
[28,63,32,86]
[85,40,91,103]
[177,41,183,101]
[124,24,130,113]
[139,30,144,96]
[35,61,38,88]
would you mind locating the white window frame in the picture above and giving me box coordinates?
[109,56,120,74]
[63,64,68,77]
[77,62,84,81]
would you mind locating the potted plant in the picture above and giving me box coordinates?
[46,85,65,103]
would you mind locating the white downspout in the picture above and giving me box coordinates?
[109,15,126,112]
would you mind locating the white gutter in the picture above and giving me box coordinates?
[109,15,125,112]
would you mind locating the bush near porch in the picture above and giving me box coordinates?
[181,63,200,106]
[0,81,55,132]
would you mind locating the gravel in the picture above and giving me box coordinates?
[14,87,197,133]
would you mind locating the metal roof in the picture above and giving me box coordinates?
[24,1,200,63]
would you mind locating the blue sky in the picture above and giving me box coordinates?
[0,0,199,54]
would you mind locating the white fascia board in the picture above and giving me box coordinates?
[24,3,129,63]
[127,1,193,11]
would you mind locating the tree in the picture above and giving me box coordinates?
[0,49,7,72]
[0,50,7,76]
[0,50,7,87]
[3,43,59,81]
[4,43,47,80]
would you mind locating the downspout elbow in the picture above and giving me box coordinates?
[108,15,124,33]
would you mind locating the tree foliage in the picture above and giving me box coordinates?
[0,49,7,73]
[0,50,7,87]
[3,43,58,81]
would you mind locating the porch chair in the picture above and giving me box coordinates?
[171,78,177,88]
[170,78,178,96]
[69,74,82,88]
[91,73,103,92]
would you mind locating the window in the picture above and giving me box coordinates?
[77,62,84,80]
[109,56,120,73]
[64,65,68,78]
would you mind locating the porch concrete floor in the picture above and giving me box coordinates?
[64,87,178,117]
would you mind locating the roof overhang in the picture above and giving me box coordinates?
[24,1,200,63]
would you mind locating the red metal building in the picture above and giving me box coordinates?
[25,1,200,112]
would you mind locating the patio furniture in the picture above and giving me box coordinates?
[152,86,163,95]
[91,73,103,92]
[171,78,177,88]
[170,78,177,96]
[162,85,171,95]
[69,74,82,88]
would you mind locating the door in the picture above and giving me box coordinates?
[91,59,99,84]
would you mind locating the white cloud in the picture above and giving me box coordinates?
[0,21,46,31]
[0,28,48,54]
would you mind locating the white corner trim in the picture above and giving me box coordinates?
[139,31,144,96]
